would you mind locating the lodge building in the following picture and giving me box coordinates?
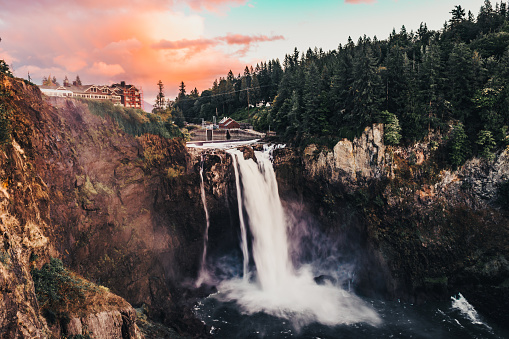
[39,81,143,109]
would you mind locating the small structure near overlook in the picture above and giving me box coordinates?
[218,117,240,129]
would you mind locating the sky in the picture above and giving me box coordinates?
[0,0,487,104]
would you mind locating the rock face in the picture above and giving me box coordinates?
[273,124,509,327]
[460,151,509,201]
[303,124,386,185]
[66,308,142,339]
[0,74,207,337]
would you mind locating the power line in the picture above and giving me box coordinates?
[169,83,276,104]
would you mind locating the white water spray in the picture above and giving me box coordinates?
[196,155,211,286]
[228,150,250,281]
[216,147,381,328]
[451,293,492,330]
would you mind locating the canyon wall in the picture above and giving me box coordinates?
[272,124,509,326]
[0,74,208,337]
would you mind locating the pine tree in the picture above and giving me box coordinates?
[449,5,466,26]
[476,129,496,160]
[285,90,301,139]
[303,62,323,135]
[381,110,402,145]
[178,81,186,101]
[155,80,165,111]
[449,123,470,169]
[349,44,382,130]
[447,42,475,122]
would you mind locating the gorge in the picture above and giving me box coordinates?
[1,74,509,338]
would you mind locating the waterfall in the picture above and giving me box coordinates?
[215,147,381,328]
[228,149,292,289]
[196,155,211,286]
[227,149,251,281]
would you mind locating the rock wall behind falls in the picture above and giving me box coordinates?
[272,124,509,327]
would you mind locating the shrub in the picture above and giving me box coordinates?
[31,258,97,321]
[0,104,10,145]
[476,129,496,160]
[448,123,470,169]
[83,99,182,139]
[0,60,12,77]
[381,110,402,145]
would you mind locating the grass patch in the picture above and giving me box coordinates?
[31,258,128,324]
[82,99,182,139]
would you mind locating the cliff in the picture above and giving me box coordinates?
[0,74,208,337]
[273,124,509,326]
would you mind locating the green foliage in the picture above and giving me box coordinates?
[0,81,12,146]
[31,258,97,322]
[448,123,470,169]
[0,249,10,265]
[0,61,12,77]
[171,1,509,155]
[476,129,496,160]
[84,99,182,139]
[381,110,401,145]
[0,103,10,146]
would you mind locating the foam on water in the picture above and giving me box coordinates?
[215,148,381,328]
[451,293,492,330]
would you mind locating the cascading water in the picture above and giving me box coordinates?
[228,150,250,281]
[215,147,381,328]
[228,149,292,289]
[196,155,211,286]
[194,145,508,338]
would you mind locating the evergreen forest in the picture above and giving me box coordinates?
[175,1,509,164]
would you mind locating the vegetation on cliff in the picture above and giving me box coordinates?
[31,258,128,327]
[177,2,509,162]
[84,99,183,140]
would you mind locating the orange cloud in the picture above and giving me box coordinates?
[152,34,285,58]
[152,38,218,51]
[89,62,125,77]
[219,34,285,45]
[1,0,279,103]
[54,55,88,72]
[185,0,248,12]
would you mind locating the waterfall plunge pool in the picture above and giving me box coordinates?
[193,146,508,338]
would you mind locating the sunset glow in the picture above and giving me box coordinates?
[0,0,486,103]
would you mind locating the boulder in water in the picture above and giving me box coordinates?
[314,275,337,286]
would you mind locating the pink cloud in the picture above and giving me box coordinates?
[54,55,88,72]
[0,0,281,102]
[152,34,285,58]
[219,33,285,45]
[185,0,248,12]
[152,38,218,51]
[0,49,18,65]
[89,62,125,77]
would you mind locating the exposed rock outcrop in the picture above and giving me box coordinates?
[66,307,142,339]
[0,74,207,337]
[303,124,386,185]
[273,124,509,327]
